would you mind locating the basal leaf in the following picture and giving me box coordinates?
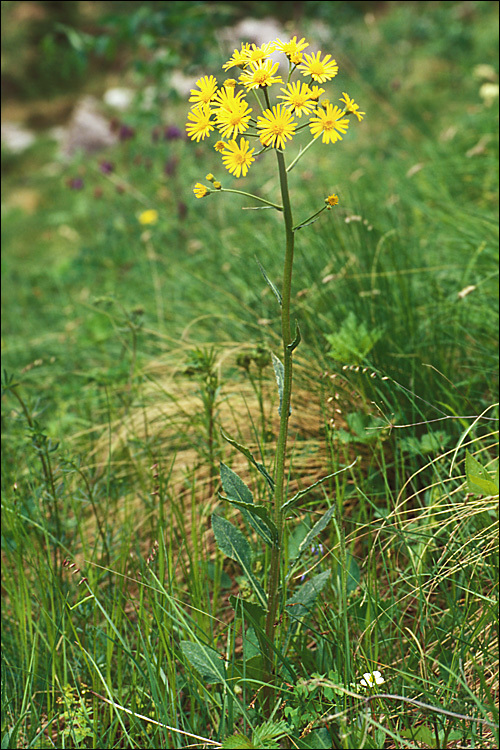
[285,571,331,620]
[296,505,336,559]
[180,640,226,683]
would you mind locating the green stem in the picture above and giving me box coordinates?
[219,188,282,211]
[263,147,295,704]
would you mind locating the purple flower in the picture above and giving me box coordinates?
[118,124,135,141]
[164,125,183,141]
[99,160,114,174]
[164,156,179,177]
[67,177,84,190]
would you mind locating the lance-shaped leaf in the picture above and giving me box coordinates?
[255,256,282,306]
[294,504,336,561]
[180,641,226,683]
[212,514,267,608]
[285,570,331,620]
[220,428,275,492]
[219,462,277,545]
[281,459,358,512]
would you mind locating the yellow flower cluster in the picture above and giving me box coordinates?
[186,36,365,188]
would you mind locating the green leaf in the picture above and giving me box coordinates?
[255,256,282,306]
[253,720,290,749]
[220,462,278,546]
[222,733,255,749]
[222,496,278,547]
[271,352,290,417]
[282,459,357,511]
[180,641,226,683]
[212,514,267,608]
[285,571,331,620]
[220,428,275,492]
[295,728,332,749]
[287,320,301,352]
[220,462,254,504]
[296,505,336,559]
[465,450,499,496]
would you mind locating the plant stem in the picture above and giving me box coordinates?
[263,148,295,704]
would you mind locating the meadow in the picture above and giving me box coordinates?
[1,2,499,748]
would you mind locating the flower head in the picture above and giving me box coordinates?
[186,104,214,142]
[340,93,365,122]
[309,103,349,144]
[239,60,283,90]
[256,104,296,149]
[222,44,251,71]
[274,36,309,60]
[193,183,210,199]
[246,41,276,65]
[214,140,226,152]
[360,671,385,688]
[214,92,253,140]
[277,81,316,118]
[298,51,339,83]
[221,137,255,178]
[325,194,339,207]
[139,209,159,225]
[189,75,218,105]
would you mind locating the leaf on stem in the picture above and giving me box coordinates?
[255,256,282,306]
[220,428,275,492]
[281,459,357,511]
[212,513,267,607]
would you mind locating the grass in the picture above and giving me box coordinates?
[1,1,499,748]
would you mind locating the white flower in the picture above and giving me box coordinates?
[360,670,385,688]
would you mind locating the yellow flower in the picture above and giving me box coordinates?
[309,103,349,144]
[277,81,316,118]
[274,36,309,59]
[246,41,276,65]
[193,183,210,199]
[223,78,237,88]
[139,209,159,225]
[325,194,339,207]
[215,98,253,139]
[188,75,218,105]
[221,138,255,178]
[239,59,283,90]
[340,93,365,122]
[298,51,339,83]
[186,104,214,142]
[256,104,296,150]
[308,85,326,101]
[214,140,227,152]
[222,44,251,71]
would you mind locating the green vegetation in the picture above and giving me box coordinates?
[2,2,498,748]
